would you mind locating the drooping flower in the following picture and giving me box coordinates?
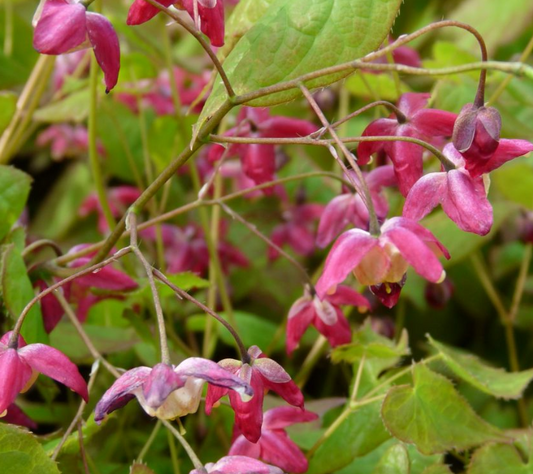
[287,285,370,354]
[205,346,304,443]
[127,0,225,47]
[190,456,284,474]
[79,186,142,234]
[317,166,396,247]
[316,217,450,302]
[229,406,318,474]
[0,332,88,415]
[33,0,120,93]
[37,124,105,161]
[2,403,38,430]
[95,358,253,423]
[357,93,457,195]
[403,143,493,236]
[209,107,316,187]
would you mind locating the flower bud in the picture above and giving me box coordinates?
[424,277,454,309]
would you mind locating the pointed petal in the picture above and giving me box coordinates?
[326,285,370,309]
[316,194,353,248]
[3,403,38,430]
[260,116,316,138]
[397,92,430,117]
[442,170,493,235]
[411,109,457,137]
[383,226,444,283]
[228,434,261,458]
[356,119,397,165]
[261,377,304,409]
[94,366,151,422]
[314,308,352,347]
[33,0,87,55]
[72,258,137,291]
[18,344,88,402]
[205,383,230,415]
[286,304,315,355]
[86,13,120,93]
[315,229,376,298]
[258,431,310,474]
[469,139,533,176]
[0,349,32,414]
[263,406,318,429]
[127,0,173,25]
[229,371,265,443]
[403,172,447,222]
[181,0,225,47]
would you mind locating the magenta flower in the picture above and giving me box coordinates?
[209,108,316,187]
[403,143,493,235]
[33,0,120,93]
[190,456,284,474]
[95,359,253,423]
[0,331,88,416]
[269,198,323,261]
[287,285,370,354]
[37,124,105,161]
[141,223,248,276]
[79,186,142,234]
[357,93,457,195]
[316,217,450,301]
[369,275,406,309]
[206,346,304,443]
[2,403,38,430]
[229,406,318,474]
[34,280,64,334]
[317,166,396,247]
[127,0,225,47]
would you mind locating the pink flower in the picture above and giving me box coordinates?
[403,143,493,235]
[287,285,370,354]
[37,124,105,161]
[95,359,253,423]
[209,108,316,187]
[190,456,284,474]
[34,280,64,334]
[79,186,142,234]
[0,331,88,416]
[357,93,457,195]
[229,406,318,474]
[205,346,304,443]
[317,166,396,247]
[127,0,225,47]
[2,403,38,430]
[33,0,120,93]
[316,217,450,301]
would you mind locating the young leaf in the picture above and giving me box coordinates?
[198,0,402,128]
[0,424,60,474]
[381,364,508,455]
[0,165,31,242]
[468,443,533,474]
[372,443,410,474]
[428,335,533,400]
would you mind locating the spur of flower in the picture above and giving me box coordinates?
[0,331,88,416]
[94,358,253,423]
[205,346,304,443]
[316,217,450,302]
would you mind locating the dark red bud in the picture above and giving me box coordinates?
[424,277,454,309]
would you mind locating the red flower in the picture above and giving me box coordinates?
[33,0,120,92]
[229,406,318,474]
[205,346,304,443]
[0,332,88,416]
[287,285,369,354]
[357,93,457,196]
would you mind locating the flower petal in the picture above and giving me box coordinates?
[242,143,276,186]
[356,119,396,165]
[18,344,88,402]
[314,308,352,347]
[0,349,33,414]
[403,172,447,222]
[263,406,318,429]
[33,0,87,55]
[198,456,284,474]
[257,430,310,473]
[286,304,315,355]
[468,139,533,176]
[86,13,121,93]
[127,0,174,25]
[411,109,457,137]
[316,194,354,248]
[326,285,370,309]
[253,358,291,384]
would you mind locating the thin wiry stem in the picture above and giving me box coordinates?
[162,420,205,472]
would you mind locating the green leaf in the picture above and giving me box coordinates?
[44,413,101,457]
[381,364,508,455]
[34,89,90,123]
[492,162,533,209]
[2,240,46,344]
[468,443,533,474]
[0,91,16,134]
[0,423,60,474]
[0,165,31,242]
[372,443,410,474]
[346,72,410,101]
[423,41,478,82]
[130,463,156,474]
[421,465,453,474]
[198,0,402,128]
[428,335,533,400]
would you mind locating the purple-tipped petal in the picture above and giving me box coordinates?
[33,0,87,55]
[143,363,185,408]
[403,172,447,222]
[95,366,151,422]
[86,13,120,93]
[127,0,173,25]
[253,358,292,384]
[316,229,377,298]
[18,344,88,402]
[442,170,493,235]
[0,349,33,414]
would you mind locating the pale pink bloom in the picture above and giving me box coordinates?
[190,456,284,474]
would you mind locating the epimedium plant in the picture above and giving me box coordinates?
[1,0,533,473]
